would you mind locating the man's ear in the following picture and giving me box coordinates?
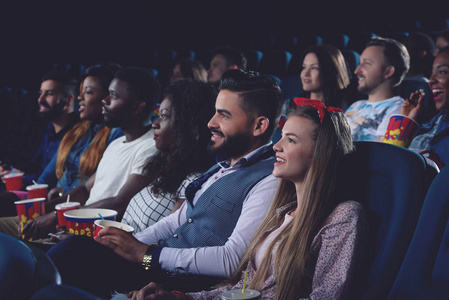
[134,101,146,115]
[65,94,75,112]
[252,116,270,137]
[384,65,395,80]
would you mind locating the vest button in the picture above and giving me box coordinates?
[173,233,178,238]
[188,218,193,223]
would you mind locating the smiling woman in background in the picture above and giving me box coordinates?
[299,44,352,109]
[383,47,449,169]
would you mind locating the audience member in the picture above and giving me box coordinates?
[38,63,124,200]
[47,69,283,298]
[401,31,435,82]
[283,44,352,115]
[122,79,217,232]
[0,63,124,218]
[207,45,247,87]
[122,99,366,300]
[383,47,449,168]
[345,37,410,141]
[0,67,161,240]
[169,58,207,83]
[0,70,79,189]
[433,29,449,57]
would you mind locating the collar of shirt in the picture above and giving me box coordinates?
[216,142,274,170]
[192,142,274,205]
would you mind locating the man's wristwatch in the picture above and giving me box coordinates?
[142,244,159,271]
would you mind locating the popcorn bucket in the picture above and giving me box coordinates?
[63,208,117,237]
[383,115,419,147]
[14,198,46,239]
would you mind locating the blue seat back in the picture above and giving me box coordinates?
[31,284,102,300]
[388,165,449,299]
[335,141,432,299]
[0,233,37,300]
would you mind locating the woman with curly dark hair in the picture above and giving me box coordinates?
[122,79,217,233]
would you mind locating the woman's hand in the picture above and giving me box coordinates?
[400,90,425,121]
[127,282,187,300]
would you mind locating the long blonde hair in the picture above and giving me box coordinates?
[227,105,353,299]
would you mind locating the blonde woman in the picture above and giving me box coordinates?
[125,98,367,300]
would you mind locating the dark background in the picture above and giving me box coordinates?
[0,0,447,168]
[0,1,447,90]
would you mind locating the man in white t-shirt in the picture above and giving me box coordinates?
[345,37,410,141]
[21,67,161,240]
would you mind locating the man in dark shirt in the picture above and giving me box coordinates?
[0,70,79,190]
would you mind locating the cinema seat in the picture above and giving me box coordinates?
[335,141,435,299]
[388,165,449,299]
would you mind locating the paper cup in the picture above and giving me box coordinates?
[222,289,260,299]
[4,172,24,191]
[63,208,117,237]
[93,220,134,237]
[26,184,48,200]
[383,114,419,147]
[55,202,81,228]
[14,197,46,239]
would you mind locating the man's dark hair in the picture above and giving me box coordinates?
[114,66,161,114]
[366,37,410,87]
[211,45,247,70]
[219,69,283,142]
[41,70,79,98]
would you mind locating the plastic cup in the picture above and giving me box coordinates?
[222,289,260,299]
[383,114,419,147]
[55,202,81,229]
[26,184,48,200]
[63,208,117,237]
[14,197,46,239]
[93,220,134,237]
[4,172,24,191]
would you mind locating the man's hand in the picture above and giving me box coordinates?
[48,187,64,201]
[0,166,21,184]
[22,213,58,240]
[94,226,149,264]
[400,90,425,121]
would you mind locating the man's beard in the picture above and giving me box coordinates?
[38,99,66,120]
[102,106,121,128]
[207,129,252,161]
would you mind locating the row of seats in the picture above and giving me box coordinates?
[0,141,447,299]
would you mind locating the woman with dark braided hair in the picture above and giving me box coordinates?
[122,79,217,233]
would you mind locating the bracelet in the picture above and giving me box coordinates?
[141,244,158,271]
[171,290,187,300]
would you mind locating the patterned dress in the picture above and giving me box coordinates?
[189,200,366,300]
[122,175,197,233]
